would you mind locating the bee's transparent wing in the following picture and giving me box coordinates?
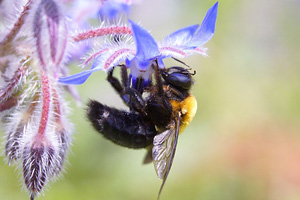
[152,114,180,199]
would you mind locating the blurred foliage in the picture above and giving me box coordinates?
[1,0,300,199]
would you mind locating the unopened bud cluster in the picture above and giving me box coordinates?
[0,0,72,199]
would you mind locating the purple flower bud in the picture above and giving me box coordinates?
[54,130,70,174]
[51,86,72,174]
[5,94,39,164]
[5,124,24,163]
[33,0,68,75]
[22,141,56,200]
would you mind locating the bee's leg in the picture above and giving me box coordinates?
[106,65,130,105]
[120,64,129,88]
[144,62,173,128]
[153,61,164,97]
[107,65,147,113]
[153,62,183,103]
[121,64,151,113]
[164,85,185,101]
[132,77,145,94]
[153,62,172,107]
[125,87,147,114]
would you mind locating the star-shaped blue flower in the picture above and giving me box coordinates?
[59,2,218,86]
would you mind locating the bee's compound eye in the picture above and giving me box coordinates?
[167,72,192,90]
[162,66,193,90]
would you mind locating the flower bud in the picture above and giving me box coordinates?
[22,140,56,200]
[33,0,68,75]
[5,124,24,163]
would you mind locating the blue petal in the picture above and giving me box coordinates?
[58,70,95,85]
[164,24,200,44]
[189,2,218,47]
[129,20,159,63]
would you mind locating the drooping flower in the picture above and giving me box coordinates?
[58,2,218,89]
[125,19,160,89]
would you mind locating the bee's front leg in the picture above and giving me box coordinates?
[125,87,147,115]
[106,65,130,105]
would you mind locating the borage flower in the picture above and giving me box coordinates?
[59,2,218,90]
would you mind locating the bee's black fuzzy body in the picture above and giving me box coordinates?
[87,100,157,149]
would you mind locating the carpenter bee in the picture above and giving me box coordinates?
[86,61,197,199]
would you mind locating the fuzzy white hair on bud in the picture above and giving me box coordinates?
[0,1,73,198]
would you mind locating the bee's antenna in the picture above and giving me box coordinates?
[171,57,192,70]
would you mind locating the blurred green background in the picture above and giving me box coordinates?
[1,0,300,199]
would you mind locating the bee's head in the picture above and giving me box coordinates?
[161,66,195,90]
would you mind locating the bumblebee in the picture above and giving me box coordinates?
[87,61,197,199]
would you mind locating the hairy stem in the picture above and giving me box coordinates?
[0,63,28,103]
[0,97,18,112]
[37,69,51,139]
[0,0,33,55]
